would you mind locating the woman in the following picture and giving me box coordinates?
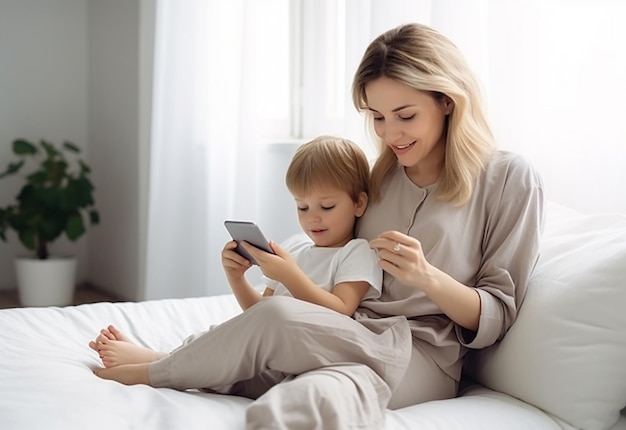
[352,22,544,409]
[92,23,545,429]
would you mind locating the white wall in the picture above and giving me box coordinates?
[0,0,153,300]
[86,0,153,301]
[0,0,90,290]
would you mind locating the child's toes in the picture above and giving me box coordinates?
[108,325,129,342]
[100,328,115,341]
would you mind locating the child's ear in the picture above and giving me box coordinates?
[354,192,368,217]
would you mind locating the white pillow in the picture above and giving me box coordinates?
[467,203,626,430]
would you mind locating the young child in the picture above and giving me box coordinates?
[90,135,381,370]
[222,134,381,315]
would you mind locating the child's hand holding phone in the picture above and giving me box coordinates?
[224,221,275,265]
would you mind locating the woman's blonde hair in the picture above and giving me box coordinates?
[285,135,370,202]
[352,23,496,205]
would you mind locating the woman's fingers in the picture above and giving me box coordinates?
[369,231,417,255]
[370,231,426,285]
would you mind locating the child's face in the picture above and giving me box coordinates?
[293,186,367,248]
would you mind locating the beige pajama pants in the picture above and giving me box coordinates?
[149,296,455,429]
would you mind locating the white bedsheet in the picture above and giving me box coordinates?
[1,292,624,429]
[0,296,248,429]
[0,294,557,430]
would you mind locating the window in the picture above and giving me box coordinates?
[247,0,291,138]
[248,0,350,141]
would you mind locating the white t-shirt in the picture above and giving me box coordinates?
[264,236,382,301]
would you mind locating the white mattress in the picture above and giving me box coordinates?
[1,293,624,430]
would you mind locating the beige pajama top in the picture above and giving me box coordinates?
[355,150,545,382]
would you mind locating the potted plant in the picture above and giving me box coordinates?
[0,139,99,306]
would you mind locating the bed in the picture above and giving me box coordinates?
[1,202,625,430]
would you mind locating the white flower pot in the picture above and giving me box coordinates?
[15,257,77,307]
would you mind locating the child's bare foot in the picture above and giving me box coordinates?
[93,363,151,386]
[89,325,166,368]
[88,324,131,351]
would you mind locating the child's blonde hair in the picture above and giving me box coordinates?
[285,135,370,202]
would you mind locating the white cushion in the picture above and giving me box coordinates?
[467,203,626,430]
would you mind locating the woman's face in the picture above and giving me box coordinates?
[364,76,451,184]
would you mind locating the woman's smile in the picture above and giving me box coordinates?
[391,141,416,154]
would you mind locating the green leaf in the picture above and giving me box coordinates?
[65,213,85,241]
[8,161,24,174]
[26,171,48,186]
[40,140,60,159]
[63,141,81,153]
[18,229,36,250]
[1,138,99,251]
[89,210,100,225]
[43,159,68,184]
[16,184,37,209]
[58,185,75,211]
[0,208,6,241]
[79,160,91,174]
[0,161,24,179]
[12,139,37,155]
[76,177,94,206]
[39,217,65,243]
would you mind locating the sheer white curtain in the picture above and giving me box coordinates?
[144,1,262,299]
[306,0,437,159]
[143,0,625,299]
[483,1,626,215]
[347,0,626,215]
[143,0,436,299]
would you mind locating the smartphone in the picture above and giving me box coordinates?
[224,220,275,265]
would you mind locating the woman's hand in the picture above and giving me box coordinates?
[370,230,481,332]
[221,240,252,280]
[369,231,437,290]
[242,240,300,282]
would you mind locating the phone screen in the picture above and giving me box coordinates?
[224,220,274,265]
